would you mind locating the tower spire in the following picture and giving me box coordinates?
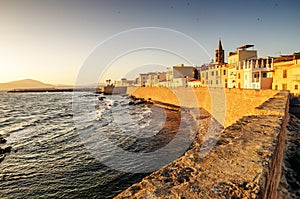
[218,38,223,51]
[215,38,224,64]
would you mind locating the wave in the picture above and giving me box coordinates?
[0,92,179,198]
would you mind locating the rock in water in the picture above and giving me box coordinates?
[0,137,7,144]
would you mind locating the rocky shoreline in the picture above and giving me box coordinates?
[128,95,183,112]
[122,95,196,154]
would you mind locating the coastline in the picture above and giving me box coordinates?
[0,93,197,198]
[6,88,96,93]
[115,91,290,198]
[1,90,295,198]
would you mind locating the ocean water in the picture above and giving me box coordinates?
[0,92,196,198]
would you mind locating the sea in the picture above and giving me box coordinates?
[0,92,197,198]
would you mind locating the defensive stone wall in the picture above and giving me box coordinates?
[126,87,279,127]
[115,88,289,198]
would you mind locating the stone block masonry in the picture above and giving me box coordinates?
[114,88,289,198]
[126,87,280,127]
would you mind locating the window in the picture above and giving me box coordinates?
[262,73,267,78]
[245,75,247,80]
[238,73,241,79]
[211,71,214,76]
[223,70,226,75]
[282,84,287,90]
[275,85,278,90]
[216,71,218,76]
[210,80,213,85]
[295,85,299,90]
[216,80,218,85]
[283,70,287,78]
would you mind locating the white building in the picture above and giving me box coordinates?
[137,74,148,87]
[243,57,273,89]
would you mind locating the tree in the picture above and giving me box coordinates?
[193,68,199,79]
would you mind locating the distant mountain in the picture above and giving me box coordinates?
[0,79,54,91]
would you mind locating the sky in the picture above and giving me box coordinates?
[0,0,299,85]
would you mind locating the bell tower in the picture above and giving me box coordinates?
[215,39,224,64]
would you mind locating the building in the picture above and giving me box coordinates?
[227,64,237,88]
[215,39,225,64]
[200,64,208,85]
[115,78,135,87]
[201,41,275,90]
[133,39,300,93]
[200,39,229,88]
[145,72,166,87]
[166,64,196,87]
[167,64,195,80]
[136,72,166,87]
[228,45,257,88]
[272,53,300,95]
[137,73,148,87]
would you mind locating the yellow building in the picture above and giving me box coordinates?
[215,40,230,88]
[272,53,300,95]
[201,39,229,88]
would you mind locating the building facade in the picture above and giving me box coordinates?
[166,64,196,87]
[145,72,166,87]
[115,78,135,87]
[129,39,300,95]
[272,53,300,95]
[228,45,257,88]
[200,40,229,88]
[137,74,148,87]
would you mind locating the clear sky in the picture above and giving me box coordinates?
[0,0,299,85]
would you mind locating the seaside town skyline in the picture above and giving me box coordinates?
[1,0,300,85]
[110,39,300,95]
[1,2,300,197]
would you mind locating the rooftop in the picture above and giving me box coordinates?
[237,44,254,50]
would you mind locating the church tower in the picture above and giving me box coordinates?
[215,39,224,64]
